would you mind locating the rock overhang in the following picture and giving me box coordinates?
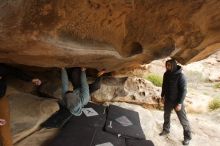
[0,0,220,71]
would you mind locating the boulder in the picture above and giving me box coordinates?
[0,0,220,71]
[92,76,161,108]
[9,91,59,143]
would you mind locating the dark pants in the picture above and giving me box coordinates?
[67,67,102,94]
[89,77,101,94]
[69,75,101,94]
[163,101,192,140]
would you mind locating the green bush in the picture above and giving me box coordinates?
[209,97,220,111]
[145,74,163,87]
[213,83,220,89]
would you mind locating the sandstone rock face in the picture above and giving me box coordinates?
[184,52,220,81]
[9,90,59,143]
[92,76,162,108]
[92,75,220,113]
[0,0,220,71]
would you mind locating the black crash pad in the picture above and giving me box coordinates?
[65,102,107,129]
[48,126,95,146]
[49,126,126,146]
[41,106,73,129]
[105,105,145,139]
[126,139,155,146]
[92,130,126,146]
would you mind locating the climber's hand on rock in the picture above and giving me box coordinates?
[81,67,86,71]
[97,69,106,77]
[0,119,6,126]
[32,78,42,86]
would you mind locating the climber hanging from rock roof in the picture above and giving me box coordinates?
[60,67,106,116]
[41,67,107,128]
